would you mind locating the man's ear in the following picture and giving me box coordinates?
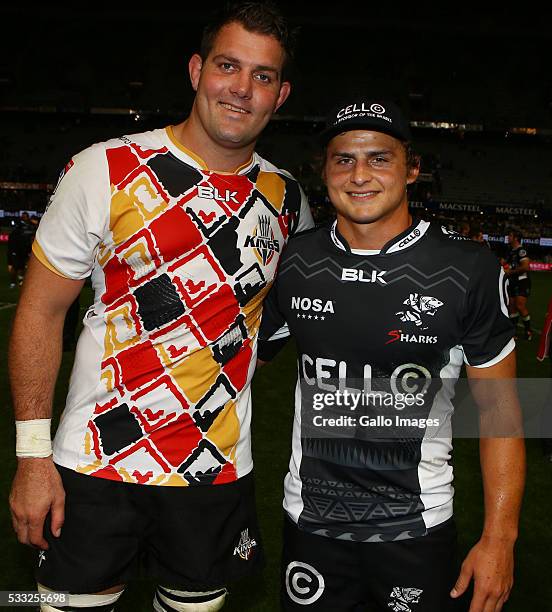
[189,54,203,92]
[407,156,421,185]
[274,81,291,112]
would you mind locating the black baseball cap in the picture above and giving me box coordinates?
[319,99,412,144]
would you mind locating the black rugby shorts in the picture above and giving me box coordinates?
[281,516,460,611]
[508,278,531,298]
[36,465,264,593]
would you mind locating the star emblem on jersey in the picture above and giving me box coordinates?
[387,587,424,611]
[396,293,443,329]
[244,214,280,266]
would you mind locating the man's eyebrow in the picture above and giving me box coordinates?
[331,148,396,158]
[211,54,279,74]
[365,149,395,157]
[331,150,356,158]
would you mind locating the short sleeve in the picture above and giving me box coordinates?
[33,143,110,280]
[461,249,515,367]
[258,278,290,362]
[292,184,314,235]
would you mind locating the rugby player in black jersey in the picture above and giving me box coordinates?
[506,229,532,340]
[258,99,525,611]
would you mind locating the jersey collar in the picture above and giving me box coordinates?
[330,218,431,255]
[164,126,257,174]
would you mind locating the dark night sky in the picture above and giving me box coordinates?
[1,4,550,126]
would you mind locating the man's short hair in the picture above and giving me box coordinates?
[509,229,523,242]
[200,1,297,81]
[403,142,420,173]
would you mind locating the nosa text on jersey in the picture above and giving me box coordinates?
[291,296,335,314]
[342,268,387,285]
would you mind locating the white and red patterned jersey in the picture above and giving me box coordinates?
[34,126,313,486]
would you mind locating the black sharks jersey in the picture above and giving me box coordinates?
[258,219,514,542]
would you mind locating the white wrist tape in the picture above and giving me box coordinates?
[16,419,52,458]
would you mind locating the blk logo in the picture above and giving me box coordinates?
[341,268,387,285]
[197,184,239,204]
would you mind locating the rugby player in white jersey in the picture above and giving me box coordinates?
[9,2,312,611]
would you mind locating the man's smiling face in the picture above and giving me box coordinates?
[324,130,419,231]
[189,21,290,152]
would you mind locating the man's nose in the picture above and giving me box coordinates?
[230,71,253,99]
[350,161,373,185]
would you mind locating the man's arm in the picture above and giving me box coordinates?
[9,254,84,549]
[450,350,525,612]
[505,256,530,277]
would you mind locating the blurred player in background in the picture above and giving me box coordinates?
[506,229,532,340]
[458,220,470,237]
[8,2,312,611]
[469,225,491,248]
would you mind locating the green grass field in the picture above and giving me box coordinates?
[0,246,550,611]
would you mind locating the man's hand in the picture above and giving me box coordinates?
[9,457,65,549]
[451,535,514,611]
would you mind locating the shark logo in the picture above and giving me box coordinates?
[387,587,424,611]
[396,293,443,330]
[244,215,280,266]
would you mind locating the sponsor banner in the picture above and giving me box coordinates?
[409,200,543,217]
[530,262,552,271]
[298,378,552,439]
[494,205,538,216]
[0,233,8,242]
[473,236,552,250]
[439,202,482,213]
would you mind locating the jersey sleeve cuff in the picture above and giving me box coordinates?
[464,337,515,368]
[32,240,72,279]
